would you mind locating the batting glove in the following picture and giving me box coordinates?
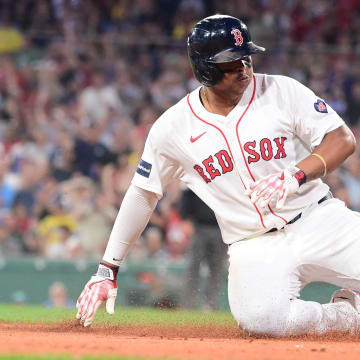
[76,263,118,327]
[245,168,306,209]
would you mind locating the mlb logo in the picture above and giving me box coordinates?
[314,99,328,113]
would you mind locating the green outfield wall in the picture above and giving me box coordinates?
[0,258,339,310]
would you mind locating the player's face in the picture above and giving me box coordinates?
[215,56,253,95]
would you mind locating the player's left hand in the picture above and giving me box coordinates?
[245,169,300,209]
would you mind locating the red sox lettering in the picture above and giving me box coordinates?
[193,149,234,183]
[244,137,287,164]
[194,137,287,183]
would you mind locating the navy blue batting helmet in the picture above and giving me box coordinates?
[187,15,265,87]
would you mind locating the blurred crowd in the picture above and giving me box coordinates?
[1,0,360,262]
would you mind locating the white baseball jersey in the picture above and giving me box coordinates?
[132,73,344,244]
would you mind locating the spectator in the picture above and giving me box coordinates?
[180,189,227,311]
[346,81,360,127]
[143,226,169,262]
[44,281,74,308]
[37,200,77,259]
[79,69,126,122]
[339,154,360,211]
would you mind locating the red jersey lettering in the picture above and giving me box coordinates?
[194,165,211,183]
[244,141,260,164]
[260,138,273,161]
[203,155,221,180]
[274,137,287,159]
[215,150,234,174]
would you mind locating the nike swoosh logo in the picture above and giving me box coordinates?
[190,132,207,143]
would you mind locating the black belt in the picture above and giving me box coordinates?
[266,192,333,234]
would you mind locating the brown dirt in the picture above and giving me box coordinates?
[1,322,360,360]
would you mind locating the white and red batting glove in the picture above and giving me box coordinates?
[245,168,306,209]
[76,263,118,327]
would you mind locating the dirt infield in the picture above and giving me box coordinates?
[1,322,360,360]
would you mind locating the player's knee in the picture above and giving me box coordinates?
[233,306,290,337]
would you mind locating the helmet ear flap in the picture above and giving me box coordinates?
[189,56,223,87]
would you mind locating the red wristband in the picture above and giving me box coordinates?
[293,169,307,186]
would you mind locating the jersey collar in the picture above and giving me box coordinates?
[188,76,255,123]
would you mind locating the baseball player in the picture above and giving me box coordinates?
[76,15,360,336]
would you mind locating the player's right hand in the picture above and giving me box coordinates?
[245,169,300,209]
[76,263,118,327]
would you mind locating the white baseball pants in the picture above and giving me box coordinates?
[228,198,360,336]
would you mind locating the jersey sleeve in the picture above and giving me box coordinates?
[131,124,181,198]
[287,78,344,151]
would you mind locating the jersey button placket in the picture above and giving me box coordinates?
[224,128,252,190]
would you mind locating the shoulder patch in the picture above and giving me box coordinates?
[136,159,152,178]
[314,99,328,113]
